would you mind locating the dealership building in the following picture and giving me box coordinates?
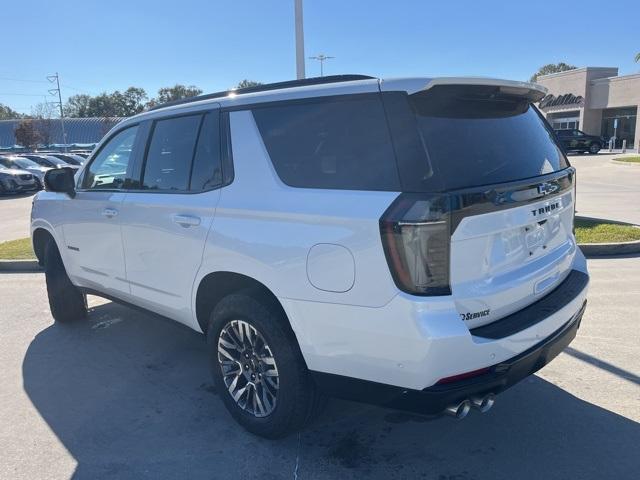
[536,66,640,151]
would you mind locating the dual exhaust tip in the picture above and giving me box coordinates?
[445,394,495,419]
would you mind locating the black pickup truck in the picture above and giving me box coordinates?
[554,129,607,154]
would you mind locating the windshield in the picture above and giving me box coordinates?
[0,158,21,169]
[409,85,569,190]
[13,158,41,169]
[56,155,81,165]
[23,156,51,166]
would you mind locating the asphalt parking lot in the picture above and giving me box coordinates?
[569,152,640,225]
[0,255,638,480]
[0,192,35,243]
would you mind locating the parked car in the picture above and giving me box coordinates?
[19,154,72,169]
[0,166,40,194]
[554,129,605,154]
[0,156,49,187]
[31,75,589,438]
[47,153,86,166]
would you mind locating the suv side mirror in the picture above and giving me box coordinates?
[44,167,76,198]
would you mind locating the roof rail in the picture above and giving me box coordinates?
[148,74,376,111]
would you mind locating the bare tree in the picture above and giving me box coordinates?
[31,102,57,147]
[14,120,42,150]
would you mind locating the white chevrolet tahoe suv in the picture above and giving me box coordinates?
[31,75,589,438]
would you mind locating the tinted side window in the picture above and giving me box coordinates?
[252,94,400,191]
[142,115,201,191]
[190,111,222,191]
[82,126,138,190]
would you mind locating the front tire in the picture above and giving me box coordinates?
[207,292,321,438]
[44,241,87,323]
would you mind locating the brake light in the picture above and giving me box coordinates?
[379,193,451,296]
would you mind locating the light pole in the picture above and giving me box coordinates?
[47,72,67,152]
[294,0,305,79]
[308,54,334,77]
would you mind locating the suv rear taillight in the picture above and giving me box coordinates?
[380,193,451,296]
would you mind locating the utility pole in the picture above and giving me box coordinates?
[308,54,334,77]
[294,0,305,79]
[47,72,67,152]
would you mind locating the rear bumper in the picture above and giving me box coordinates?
[284,251,589,389]
[312,300,586,415]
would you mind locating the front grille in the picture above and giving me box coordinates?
[19,174,33,180]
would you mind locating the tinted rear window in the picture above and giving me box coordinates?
[409,85,568,190]
[252,94,400,191]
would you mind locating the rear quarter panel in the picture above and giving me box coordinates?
[193,110,401,316]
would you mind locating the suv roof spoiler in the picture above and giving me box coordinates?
[381,77,548,102]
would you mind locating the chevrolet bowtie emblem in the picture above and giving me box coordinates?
[537,182,559,196]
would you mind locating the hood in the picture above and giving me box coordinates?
[24,166,50,175]
[30,166,50,173]
[0,167,33,177]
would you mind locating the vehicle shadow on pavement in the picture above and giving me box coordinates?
[22,301,640,480]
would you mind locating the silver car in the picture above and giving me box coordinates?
[0,156,50,186]
[0,166,39,194]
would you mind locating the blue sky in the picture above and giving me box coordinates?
[2,0,639,113]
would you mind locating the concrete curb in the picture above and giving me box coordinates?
[0,260,42,273]
[576,216,640,258]
[611,159,640,166]
[579,240,640,257]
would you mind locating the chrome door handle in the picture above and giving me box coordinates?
[172,214,201,227]
[101,208,118,218]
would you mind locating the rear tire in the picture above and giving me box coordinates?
[207,291,322,438]
[589,142,601,154]
[44,241,87,323]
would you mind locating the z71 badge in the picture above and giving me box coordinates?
[460,309,491,321]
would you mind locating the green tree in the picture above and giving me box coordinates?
[0,103,22,120]
[64,94,92,117]
[112,87,148,116]
[530,62,577,82]
[147,84,203,108]
[236,79,263,89]
[64,87,148,117]
[14,120,42,149]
